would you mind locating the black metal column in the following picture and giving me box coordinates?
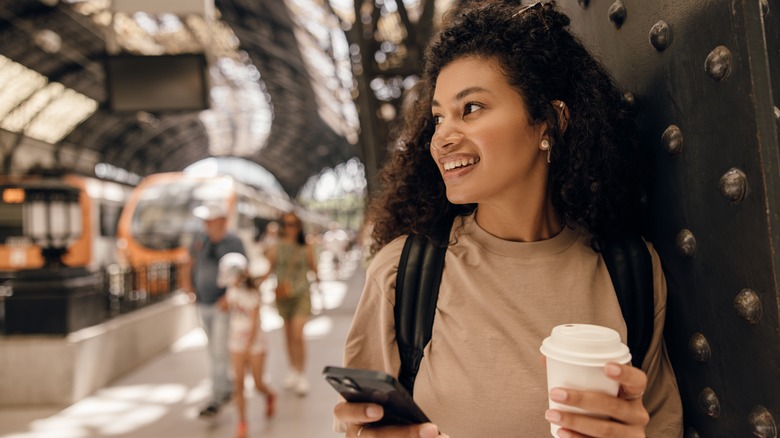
[558,1,780,436]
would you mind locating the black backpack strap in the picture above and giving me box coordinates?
[601,235,654,368]
[395,233,447,395]
[394,226,654,395]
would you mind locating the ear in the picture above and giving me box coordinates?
[539,120,553,145]
[551,100,570,135]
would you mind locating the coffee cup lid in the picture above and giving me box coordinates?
[540,324,631,366]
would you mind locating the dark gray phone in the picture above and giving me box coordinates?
[323,366,431,426]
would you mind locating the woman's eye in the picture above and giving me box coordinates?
[432,114,444,126]
[464,103,482,115]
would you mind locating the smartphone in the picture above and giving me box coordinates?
[323,365,431,426]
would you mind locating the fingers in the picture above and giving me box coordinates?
[544,363,649,437]
[346,423,443,438]
[333,404,446,438]
[545,412,644,438]
[547,387,648,425]
[334,402,384,425]
[604,363,647,402]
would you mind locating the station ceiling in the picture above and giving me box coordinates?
[0,0,360,196]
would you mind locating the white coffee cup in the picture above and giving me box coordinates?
[540,324,632,437]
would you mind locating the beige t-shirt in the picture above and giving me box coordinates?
[343,214,683,437]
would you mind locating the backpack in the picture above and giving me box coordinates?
[394,224,654,395]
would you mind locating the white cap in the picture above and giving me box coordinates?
[193,202,228,221]
[217,252,248,287]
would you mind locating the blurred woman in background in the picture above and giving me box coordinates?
[259,212,319,396]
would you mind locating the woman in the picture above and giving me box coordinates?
[334,1,682,437]
[261,212,319,396]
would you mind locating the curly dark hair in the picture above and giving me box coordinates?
[366,0,645,255]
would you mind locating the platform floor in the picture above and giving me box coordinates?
[0,254,366,438]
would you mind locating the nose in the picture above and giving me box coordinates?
[430,123,463,152]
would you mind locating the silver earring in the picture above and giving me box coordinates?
[540,139,551,164]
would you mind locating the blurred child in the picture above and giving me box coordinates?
[218,252,277,438]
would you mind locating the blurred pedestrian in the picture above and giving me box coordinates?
[258,212,319,396]
[189,202,246,417]
[218,252,276,438]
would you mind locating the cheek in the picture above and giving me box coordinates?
[428,146,442,170]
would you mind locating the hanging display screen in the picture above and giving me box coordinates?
[105,54,209,112]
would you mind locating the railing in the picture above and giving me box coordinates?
[105,262,183,316]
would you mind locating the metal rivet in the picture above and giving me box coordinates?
[734,288,762,324]
[684,428,701,438]
[761,0,769,18]
[675,229,696,257]
[749,406,777,438]
[662,124,683,154]
[622,92,635,108]
[719,168,748,203]
[608,1,626,28]
[688,332,711,363]
[705,46,732,81]
[698,387,721,419]
[649,20,671,51]
[578,0,589,8]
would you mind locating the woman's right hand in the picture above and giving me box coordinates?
[333,401,448,437]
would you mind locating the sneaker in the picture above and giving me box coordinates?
[294,375,309,396]
[283,371,300,390]
[198,403,220,418]
[235,421,247,438]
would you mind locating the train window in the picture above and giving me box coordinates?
[100,203,123,237]
[0,203,23,242]
[131,180,203,250]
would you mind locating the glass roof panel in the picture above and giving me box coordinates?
[1,82,62,133]
[0,55,98,144]
[25,88,99,144]
[0,55,48,120]
[286,0,360,144]
[328,0,355,24]
[201,55,274,157]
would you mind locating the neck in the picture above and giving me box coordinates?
[209,230,227,243]
[474,195,562,242]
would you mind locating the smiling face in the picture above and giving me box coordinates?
[430,56,550,209]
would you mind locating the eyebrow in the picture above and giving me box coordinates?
[431,86,492,107]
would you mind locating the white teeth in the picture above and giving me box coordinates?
[443,157,479,171]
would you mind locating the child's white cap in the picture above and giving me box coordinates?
[217,252,248,287]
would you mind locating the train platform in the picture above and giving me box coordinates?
[0,253,366,438]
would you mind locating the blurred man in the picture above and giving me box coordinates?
[189,202,246,417]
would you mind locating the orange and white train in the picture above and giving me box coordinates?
[115,172,300,281]
[0,171,326,296]
[0,173,132,278]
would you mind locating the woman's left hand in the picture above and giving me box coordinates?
[544,362,649,438]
